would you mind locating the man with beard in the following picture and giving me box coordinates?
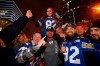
[90,19,100,66]
[60,23,80,66]
[60,23,94,66]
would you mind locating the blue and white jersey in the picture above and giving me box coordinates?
[38,17,57,36]
[15,41,41,66]
[16,41,33,54]
[61,37,94,66]
[78,37,94,52]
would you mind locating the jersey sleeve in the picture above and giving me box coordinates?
[15,43,40,63]
[38,19,45,26]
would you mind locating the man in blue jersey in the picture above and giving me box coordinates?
[75,24,95,66]
[15,32,46,66]
[61,23,94,66]
[90,19,100,66]
[61,23,84,66]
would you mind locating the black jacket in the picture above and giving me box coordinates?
[0,16,29,66]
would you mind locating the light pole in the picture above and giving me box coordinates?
[72,10,76,24]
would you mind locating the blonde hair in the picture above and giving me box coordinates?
[13,33,29,47]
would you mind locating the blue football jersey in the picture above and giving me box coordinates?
[38,17,56,36]
[61,37,94,66]
[16,41,42,66]
[93,41,100,62]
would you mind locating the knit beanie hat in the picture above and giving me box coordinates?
[91,19,100,28]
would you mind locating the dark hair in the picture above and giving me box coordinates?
[91,19,100,28]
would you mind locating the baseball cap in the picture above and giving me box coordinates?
[46,26,54,31]
[66,23,76,28]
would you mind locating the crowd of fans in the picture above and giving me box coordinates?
[0,7,100,66]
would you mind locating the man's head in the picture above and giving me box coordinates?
[46,26,54,38]
[55,27,62,35]
[32,32,42,45]
[75,24,85,36]
[90,19,100,40]
[65,23,76,37]
[17,33,28,44]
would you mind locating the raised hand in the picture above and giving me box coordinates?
[26,10,33,18]
[59,33,66,39]
[60,44,67,53]
[37,36,46,47]
[61,23,68,29]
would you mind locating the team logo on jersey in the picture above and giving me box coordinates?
[82,42,94,49]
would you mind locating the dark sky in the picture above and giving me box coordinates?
[14,0,55,20]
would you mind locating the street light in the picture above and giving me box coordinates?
[92,3,100,14]
[91,3,100,21]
